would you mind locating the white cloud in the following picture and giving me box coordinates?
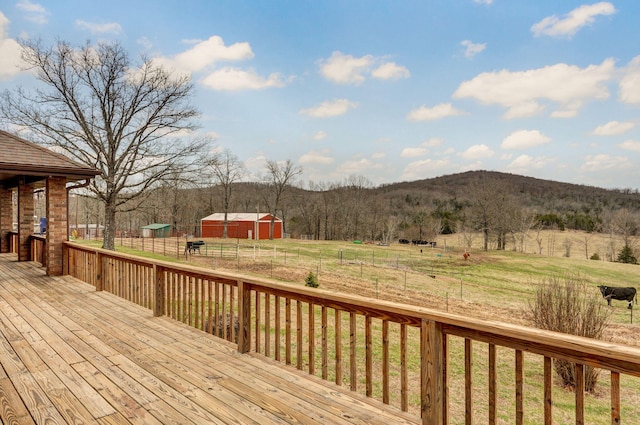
[423,137,444,148]
[204,131,220,141]
[400,137,444,158]
[501,129,551,149]
[407,103,466,121]
[155,36,253,74]
[592,121,635,136]
[337,158,384,175]
[401,147,429,158]
[319,51,409,85]
[460,144,494,159]
[453,59,614,118]
[320,51,373,85]
[506,155,552,173]
[580,154,632,172]
[175,36,253,73]
[243,155,268,179]
[299,149,335,165]
[531,2,616,38]
[401,158,454,181]
[313,131,327,140]
[75,20,122,35]
[201,67,286,90]
[300,99,358,118]
[372,152,386,159]
[461,40,486,58]
[618,140,640,152]
[153,36,288,91]
[137,37,152,50]
[620,56,640,105]
[0,13,23,80]
[371,62,410,80]
[16,0,47,24]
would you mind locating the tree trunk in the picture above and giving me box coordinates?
[483,228,489,251]
[102,202,117,250]
[223,211,228,238]
[269,216,275,240]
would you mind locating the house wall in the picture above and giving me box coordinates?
[0,188,12,253]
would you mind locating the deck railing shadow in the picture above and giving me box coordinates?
[63,241,640,424]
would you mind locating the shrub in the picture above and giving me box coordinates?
[526,274,611,392]
[589,253,600,261]
[305,271,319,288]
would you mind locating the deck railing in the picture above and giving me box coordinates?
[30,234,46,265]
[63,242,640,425]
[8,231,17,254]
[7,232,45,265]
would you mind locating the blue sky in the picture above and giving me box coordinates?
[1,1,639,190]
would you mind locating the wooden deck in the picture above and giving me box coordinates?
[0,254,418,425]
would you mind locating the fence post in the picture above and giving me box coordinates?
[421,318,445,425]
[96,251,103,291]
[237,279,251,353]
[153,264,165,317]
[62,243,69,275]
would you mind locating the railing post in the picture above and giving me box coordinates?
[62,243,68,275]
[421,318,444,425]
[237,279,251,353]
[154,265,165,317]
[96,251,103,291]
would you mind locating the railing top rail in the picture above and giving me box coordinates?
[64,241,640,377]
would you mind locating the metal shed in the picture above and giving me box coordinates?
[141,223,171,238]
[201,213,282,239]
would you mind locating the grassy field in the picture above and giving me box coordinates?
[81,230,640,423]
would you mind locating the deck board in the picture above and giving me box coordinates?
[0,254,419,424]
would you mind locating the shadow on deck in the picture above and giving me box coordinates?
[0,254,417,424]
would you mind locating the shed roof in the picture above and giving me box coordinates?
[201,213,279,222]
[0,130,100,189]
[141,223,171,230]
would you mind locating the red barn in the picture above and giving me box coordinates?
[200,213,282,239]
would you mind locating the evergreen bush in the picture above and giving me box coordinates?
[305,271,319,288]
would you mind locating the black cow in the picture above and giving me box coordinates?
[598,285,637,309]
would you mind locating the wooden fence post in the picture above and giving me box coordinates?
[62,243,68,275]
[237,279,251,353]
[154,265,165,317]
[421,318,444,425]
[96,251,103,291]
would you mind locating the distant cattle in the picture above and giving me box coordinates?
[598,285,637,309]
[411,240,436,247]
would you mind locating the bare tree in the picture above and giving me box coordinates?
[468,176,519,250]
[610,208,638,248]
[341,175,373,240]
[0,39,206,250]
[381,215,401,245]
[206,149,245,238]
[512,208,537,253]
[263,159,302,239]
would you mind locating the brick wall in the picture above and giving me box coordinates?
[46,176,67,276]
[0,188,12,253]
[17,182,34,261]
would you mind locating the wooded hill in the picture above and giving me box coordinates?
[375,170,640,212]
[123,170,640,244]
